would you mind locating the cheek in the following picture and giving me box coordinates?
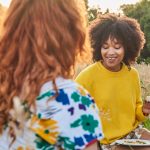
[119,49,125,59]
[122,52,125,59]
[101,49,105,58]
[120,52,124,59]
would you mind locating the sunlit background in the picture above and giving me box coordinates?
[0,0,11,7]
[0,0,139,12]
[88,0,139,12]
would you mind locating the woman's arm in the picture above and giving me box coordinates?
[84,142,101,150]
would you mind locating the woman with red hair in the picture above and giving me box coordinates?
[0,0,103,149]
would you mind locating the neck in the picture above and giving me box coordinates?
[101,61,123,72]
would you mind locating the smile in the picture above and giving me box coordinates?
[107,57,117,60]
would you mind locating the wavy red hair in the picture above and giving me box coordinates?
[0,0,90,132]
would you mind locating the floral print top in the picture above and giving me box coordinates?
[0,77,103,150]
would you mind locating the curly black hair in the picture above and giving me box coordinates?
[89,13,145,66]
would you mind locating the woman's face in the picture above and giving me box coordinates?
[101,37,124,72]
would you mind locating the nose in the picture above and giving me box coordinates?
[107,47,115,55]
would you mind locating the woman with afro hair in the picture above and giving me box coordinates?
[76,13,150,150]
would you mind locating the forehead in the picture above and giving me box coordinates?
[104,36,122,44]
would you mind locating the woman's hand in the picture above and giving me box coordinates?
[142,101,150,116]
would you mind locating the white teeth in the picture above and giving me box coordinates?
[108,57,116,60]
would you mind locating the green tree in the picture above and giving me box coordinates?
[88,7,102,23]
[84,0,88,10]
[84,0,102,23]
[120,0,150,59]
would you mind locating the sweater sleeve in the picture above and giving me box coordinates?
[135,70,147,122]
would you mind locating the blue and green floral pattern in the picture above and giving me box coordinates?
[0,77,103,150]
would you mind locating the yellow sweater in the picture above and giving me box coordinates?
[75,62,146,144]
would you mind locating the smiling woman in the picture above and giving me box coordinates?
[75,13,150,150]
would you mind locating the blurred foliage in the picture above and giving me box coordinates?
[84,0,111,23]
[120,0,150,62]
[140,80,150,99]
[84,0,88,10]
[84,0,102,23]
[87,7,101,23]
[137,57,150,65]
[143,118,150,130]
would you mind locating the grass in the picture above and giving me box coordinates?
[134,63,150,130]
[134,63,150,99]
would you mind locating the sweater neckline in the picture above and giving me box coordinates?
[96,61,129,77]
